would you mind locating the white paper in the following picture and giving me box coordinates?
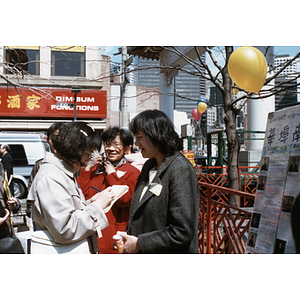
[245,106,300,254]
[103,185,129,213]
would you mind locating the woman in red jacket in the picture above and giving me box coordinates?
[77,127,140,253]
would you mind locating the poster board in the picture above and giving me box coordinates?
[245,105,300,254]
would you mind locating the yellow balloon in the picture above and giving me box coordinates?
[228,46,267,93]
[198,101,207,113]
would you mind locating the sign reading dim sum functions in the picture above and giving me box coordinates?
[0,87,107,119]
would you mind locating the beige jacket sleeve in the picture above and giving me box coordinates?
[31,169,108,245]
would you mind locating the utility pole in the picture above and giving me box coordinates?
[120,46,128,128]
[71,86,81,121]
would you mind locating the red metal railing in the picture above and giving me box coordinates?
[195,166,259,207]
[198,182,255,254]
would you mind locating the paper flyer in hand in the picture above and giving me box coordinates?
[104,185,129,213]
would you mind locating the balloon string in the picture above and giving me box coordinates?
[258,91,272,114]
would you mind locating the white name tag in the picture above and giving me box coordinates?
[116,170,126,178]
[149,183,163,196]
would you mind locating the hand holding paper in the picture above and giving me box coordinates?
[90,185,129,213]
[104,185,129,213]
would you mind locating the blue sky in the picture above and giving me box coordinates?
[102,46,300,75]
[274,46,300,56]
[101,46,121,60]
[102,46,300,62]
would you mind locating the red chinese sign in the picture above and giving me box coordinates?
[0,87,107,119]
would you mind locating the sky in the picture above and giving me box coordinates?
[102,46,300,73]
[102,45,300,59]
[275,46,300,57]
[101,46,121,61]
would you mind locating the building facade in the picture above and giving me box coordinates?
[274,54,297,76]
[0,46,106,132]
[133,55,207,119]
[274,54,298,111]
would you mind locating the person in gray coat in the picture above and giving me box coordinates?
[118,110,200,254]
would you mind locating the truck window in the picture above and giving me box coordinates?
[9,144,28,166]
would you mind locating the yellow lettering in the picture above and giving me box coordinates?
[26,94,41,110]
[7,95,21,109]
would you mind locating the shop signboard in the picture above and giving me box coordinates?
[0,87,107,119]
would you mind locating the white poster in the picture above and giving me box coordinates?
[245,105,300,254]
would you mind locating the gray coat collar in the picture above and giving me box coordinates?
[130,152,180,215]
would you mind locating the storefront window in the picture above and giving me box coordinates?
[51,47,85,77]
[5,47,40,75]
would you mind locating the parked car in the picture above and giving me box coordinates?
[0,132,50,198]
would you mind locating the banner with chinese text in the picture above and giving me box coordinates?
[245,105,300,254]
[0,87,107,119]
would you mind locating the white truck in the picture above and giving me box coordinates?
[0,132,50,198]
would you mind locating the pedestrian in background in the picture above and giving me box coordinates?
[0,161,24,253]
[0,144,14,196]
[118,109,200,254]
[124,129,148,171]
[27,122,115,254]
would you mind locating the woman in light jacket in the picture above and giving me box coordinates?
[28,122,115,254]
[118,110,200,254]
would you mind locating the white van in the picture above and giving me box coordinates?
[0,132,50,198]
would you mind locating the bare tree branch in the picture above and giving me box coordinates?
[265,52,300,84]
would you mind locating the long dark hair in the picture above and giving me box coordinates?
[52,122,101,164]
[130,109,181,156]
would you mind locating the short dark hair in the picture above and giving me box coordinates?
[130,109,181,156]
[2,144,10,152]
[101,126,133,148]
[47,122,63,139]
[51,122,101,164]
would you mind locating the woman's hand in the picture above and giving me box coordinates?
[90,187,115,210]
[103,160,116,175]
[0,208,10,226]
[117,231,141,254]
[7,197,20,211]
[85,155,104,171]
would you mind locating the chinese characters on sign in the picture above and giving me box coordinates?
[246,105,300,254]
[7,95,21,109]
[267,128,276,146]
[7,94,41,111]
[0,87,107,119]
[26,95,41,110]
[267,124,300,145]
[293,124,300,142]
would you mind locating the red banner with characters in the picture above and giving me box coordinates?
[0,87,107,119]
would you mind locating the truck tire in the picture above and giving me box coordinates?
[14,179,27,199]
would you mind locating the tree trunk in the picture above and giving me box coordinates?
[222,47,240,207]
